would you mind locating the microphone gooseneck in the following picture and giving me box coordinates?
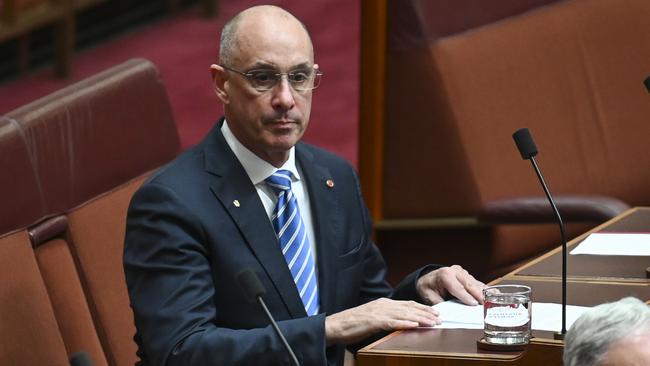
[236,268,300,366]
[512,128,567,338]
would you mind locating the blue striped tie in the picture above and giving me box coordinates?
[265,170,319,316]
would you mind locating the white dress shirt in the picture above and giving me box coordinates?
[221,121,318,266]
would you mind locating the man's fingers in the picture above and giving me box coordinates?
[386,319,420,330]
[443,271,480,306]
[395,298,442,326]
[408,299,440,315]
[326,298,443,345]
[400,301,440,325]
[378,299,441,327]
[447,284,479,306]
[467,280,486,304]
[416,265,486,308]
[420,287,445,305]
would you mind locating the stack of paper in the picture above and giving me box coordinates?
[428,300,591,332]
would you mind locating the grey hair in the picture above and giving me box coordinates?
[218,6,312,67]
[563,297,650,366]
[218,11,243,67]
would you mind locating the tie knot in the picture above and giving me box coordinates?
[265,170,293,193]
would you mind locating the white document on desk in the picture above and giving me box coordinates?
[429,300,591,332]
[531,303,591,332]
[430,300,484,329]
[570,233,650,256]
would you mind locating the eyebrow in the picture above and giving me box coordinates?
[246,61,313,71]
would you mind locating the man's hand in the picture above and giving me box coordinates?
[324,298,441,345]
[416,265,486,306]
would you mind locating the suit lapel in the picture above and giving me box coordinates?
[296,144,341,314]
[204,124,306,318]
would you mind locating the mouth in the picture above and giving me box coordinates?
[270,118,296,125]
[266,118,300,130]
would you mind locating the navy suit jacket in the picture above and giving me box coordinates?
[124,122,436,366]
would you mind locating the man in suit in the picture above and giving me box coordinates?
[124,5,484,366]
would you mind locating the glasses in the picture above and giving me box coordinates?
[220,65,323,92]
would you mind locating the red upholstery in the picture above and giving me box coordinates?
[0,117,43,235]
[35,236,108,366]
[5,58,179,218]
[381,0,650,280]
[0,231,69,366]
[0,58,180,364]
[431,0,650,206]
[387,0,650,216]
[67,176,147,366]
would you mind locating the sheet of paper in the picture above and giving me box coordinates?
[530,303,590,332]
[426,300,591,332]
[570,233,650,256]
[431,300,484,329]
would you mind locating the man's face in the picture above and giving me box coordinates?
[215,13,314,166]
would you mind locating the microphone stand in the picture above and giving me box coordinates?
[237,268,300,365]
[529,156,567,339]
[256,295,300,366]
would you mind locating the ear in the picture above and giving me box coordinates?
[210,64,229,104]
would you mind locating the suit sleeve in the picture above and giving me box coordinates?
[124,182,327,366]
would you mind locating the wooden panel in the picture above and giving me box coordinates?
[358,333,563,366]
[358,0,386,220]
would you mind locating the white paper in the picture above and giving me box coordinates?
[430,300,484,329]
[570,233,650,256]
[427,300,591,332]
[530,303,590,332]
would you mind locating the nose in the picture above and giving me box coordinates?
[270,76,296,111]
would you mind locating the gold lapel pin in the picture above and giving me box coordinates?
[233,199,241,207]
[326,179,334,188]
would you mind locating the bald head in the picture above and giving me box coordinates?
[219,5,313,67]
[209,5,317,167]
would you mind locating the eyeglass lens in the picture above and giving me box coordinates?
[247,70,321,91]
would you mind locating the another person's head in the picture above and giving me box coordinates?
[210,5,320,167]
[564,297,650,366]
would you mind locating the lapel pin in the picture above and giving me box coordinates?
[326,179,334,188]
[233,199,241,207]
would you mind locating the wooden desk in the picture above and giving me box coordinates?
[514,207,650,282]
[357,207,650,365]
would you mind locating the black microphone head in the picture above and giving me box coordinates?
[236,268,266,302]
[644,76,650,93]
[69,351,93,366]
[512,128,538,160]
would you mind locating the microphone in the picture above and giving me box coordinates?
[236,268,300,366]
[512,128,567,339]
[644,76,650,93]
[69,351,93,366]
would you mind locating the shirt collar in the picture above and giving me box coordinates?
[221,120,301,185]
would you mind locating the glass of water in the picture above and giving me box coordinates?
[483,285,532,345]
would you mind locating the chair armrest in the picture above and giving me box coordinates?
[477,196,630,224]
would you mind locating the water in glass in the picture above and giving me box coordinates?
[483,285,531,345]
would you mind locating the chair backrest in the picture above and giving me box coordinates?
[378,0,650,280]
[0,230,70,366]
[385,0,650,218]
[0,58,180,366]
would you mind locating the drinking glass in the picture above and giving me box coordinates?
[483,285,532,345]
